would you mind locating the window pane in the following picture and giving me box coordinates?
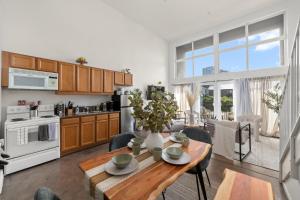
[249,29,281,43]
[219,48,246,72]
[219,26,246,49]
[176,43,192,60]
[176,60,193,79]
[249,14,283,43]
[201,85,215,119]
[194,36,214,55]
[194,55,214,76]
[249,41,282,69]
[220,88,234,121]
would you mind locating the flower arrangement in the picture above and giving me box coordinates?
[129,89,178,133]
[185,84,200,111]
[76,57,88,65]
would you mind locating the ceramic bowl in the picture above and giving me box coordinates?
[174,132,186,141]
[166,147,183,160]
[112,154,132,169]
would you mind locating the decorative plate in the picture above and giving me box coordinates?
[162,149,191,165]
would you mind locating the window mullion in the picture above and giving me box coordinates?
[246,24,249,70]
[214,33,219,74]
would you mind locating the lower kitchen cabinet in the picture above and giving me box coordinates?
[96,114,109,143]
[60,113,119,156]
[61,118,80,154]
[80,116,95,147]
[109,113,120,139]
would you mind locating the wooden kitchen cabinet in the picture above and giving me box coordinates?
[109,113,120,139]
[80,116,95,147]
[91,68,104,93]
[114,71,125,85]
[9,52,36,70]
[96,114,109,143]
[103,70,114,93]
[77,65,90,92]
[61,118,80,154]
[58,62,76,92]
[124,73,133,86]
[36,58,58,72]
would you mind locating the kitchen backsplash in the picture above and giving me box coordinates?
[0,89,110,138]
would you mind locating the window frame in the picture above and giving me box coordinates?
[174,13,286,80]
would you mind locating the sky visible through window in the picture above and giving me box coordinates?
[182,29,281,77]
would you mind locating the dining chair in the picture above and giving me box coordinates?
[34,187,60,200]
[109,133,136,151]
[183,127,212,200]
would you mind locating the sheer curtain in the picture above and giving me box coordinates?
[234,79,252,117]
[249,77,282,137]
[174,85,191,112]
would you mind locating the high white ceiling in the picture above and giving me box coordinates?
[102,0,284,41]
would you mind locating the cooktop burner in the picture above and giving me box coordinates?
[11,118,28,122]
[40,115,55,118]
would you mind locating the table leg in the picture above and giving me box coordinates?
[196,165,207,200]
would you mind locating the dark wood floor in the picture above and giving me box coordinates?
[0,144,287,200]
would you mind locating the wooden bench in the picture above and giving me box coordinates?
[214,168,274,200]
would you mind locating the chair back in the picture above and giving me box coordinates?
[34,187,60,200]
[109,133,135,151]
[183,127,212,170]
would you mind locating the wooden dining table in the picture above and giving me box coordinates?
[79,134,211,200]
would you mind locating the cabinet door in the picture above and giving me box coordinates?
[103,70,114,93]
[61,124,80,153]
[114,72,125,85]
[36,58,58,72]
[77,65,90,92]
[81,116,95,146]
[91,68,104,93]
[58,62,76,92]
[124,73,133,86]
[96,119,108,143]
[10,53,35,70]
[109,117,119,139]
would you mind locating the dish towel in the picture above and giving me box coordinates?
[213,124,235,160]
[48,123,57,141]
[38,125,49,141]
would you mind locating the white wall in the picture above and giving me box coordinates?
[0,0,168,136]
[281,0,300,199]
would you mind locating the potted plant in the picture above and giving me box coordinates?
[129,89,178,151]
[76,57,88,65]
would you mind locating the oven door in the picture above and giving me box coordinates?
[5,123,60,158]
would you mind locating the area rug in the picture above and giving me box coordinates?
[234,135,279,171]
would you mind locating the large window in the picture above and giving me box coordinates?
[176,36,214,79]
[175,14,285,79]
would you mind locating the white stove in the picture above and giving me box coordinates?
[4,105,60,175]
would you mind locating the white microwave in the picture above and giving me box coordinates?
[8,67,58,90]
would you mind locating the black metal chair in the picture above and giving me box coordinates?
[109,133,135,151]
[182,127,212,200]
[34,187,60,200]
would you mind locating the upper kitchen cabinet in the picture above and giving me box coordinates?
[124,73,133,86]
[58,62,76,92]
[91,68,103,93]
[76,65,90,92]
[114,71,125,85]
[36,58,58,73]
[103,70,114,93]
[9,52,36,70]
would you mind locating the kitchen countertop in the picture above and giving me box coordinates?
[60,111,120,119]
